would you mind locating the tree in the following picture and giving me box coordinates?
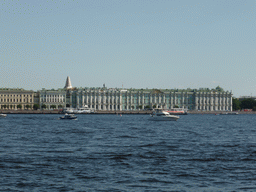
[17,104,22,110]
[33,104,40,110]
[241,98,256,109]
[174,105,179,108]
[50,105,56,109]
[2,104,7,109]
[41,104,47,110]
[58,105,63,109]
[138,105,142,109]
[9,105,13,109]
[153,104,156,108]
[145,105,150,109]
[25,104,31,110]
[232,98,241,111]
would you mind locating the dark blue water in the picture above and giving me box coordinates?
[1,114,256,191]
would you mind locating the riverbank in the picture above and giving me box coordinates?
[1,110,256,115]
[0,110,152,114]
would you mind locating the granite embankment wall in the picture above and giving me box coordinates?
[1,110,256,115]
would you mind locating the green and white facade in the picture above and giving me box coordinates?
[39,88,66,109]
[64,87,232,111]
[2,77,231,111]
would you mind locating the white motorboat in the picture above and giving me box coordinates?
[76,108,92,114]
[64,108,74,113]
[0,114,7,118]
[59,113,77,120]
[64,105,94,114]
[150,109,180,121]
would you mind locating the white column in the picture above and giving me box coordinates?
[103,93,106,110]
[195,95,198,110]
[82,92,84,107]
[210,95,213,111]
[94,92,97,110]
[118,93,121,111]
[111,94,114,111]
[115,94,118,110]
[162,93,167,108]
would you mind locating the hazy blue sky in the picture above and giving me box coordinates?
[0,0,255,97]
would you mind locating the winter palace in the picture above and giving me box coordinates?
[0,77,233,111]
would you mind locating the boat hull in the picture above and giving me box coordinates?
[60,117,77,119]
[59,113,78,119]
[0,114,7,118]
[76,110,91,114]
[220,112,238,115]
[149,116,179,121]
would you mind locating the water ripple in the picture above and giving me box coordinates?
[1,114,256,191]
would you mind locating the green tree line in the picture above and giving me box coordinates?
[233,98,256,111]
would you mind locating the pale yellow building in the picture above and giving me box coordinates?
[0,88,34,110]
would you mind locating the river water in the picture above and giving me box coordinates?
[0,114,256,191]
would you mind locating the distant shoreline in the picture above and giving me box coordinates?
[1,110,256,115]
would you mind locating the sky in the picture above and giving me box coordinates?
[0,0,255,97]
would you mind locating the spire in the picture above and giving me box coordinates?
[64,76,72,89]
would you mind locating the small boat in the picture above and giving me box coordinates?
[220,112,239,115]
[63,105,94,114]
[59,113,77,120]
[76,108,92,114]
[64,108,74,113]
[150,109,180,121]
[0,114,7,118]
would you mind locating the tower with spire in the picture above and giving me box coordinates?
[64,76,72,89]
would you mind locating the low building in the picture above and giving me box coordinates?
[0,88,34,110]
[39,88,66,110]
